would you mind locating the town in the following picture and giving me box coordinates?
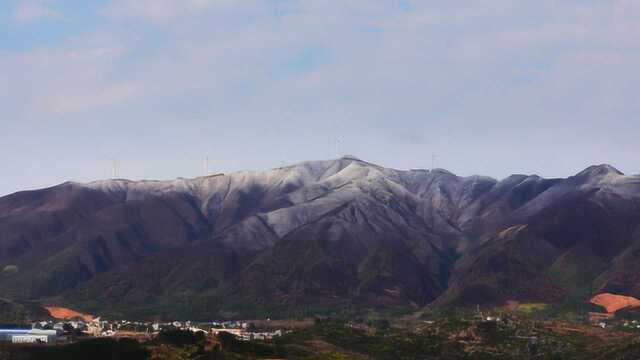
[2,297,640,359]
[0,317,284,345]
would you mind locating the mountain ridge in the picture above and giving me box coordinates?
[1,157,639,319]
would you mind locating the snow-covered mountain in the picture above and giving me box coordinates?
[1,157,640,318]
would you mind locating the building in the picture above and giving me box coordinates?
[85,323,102,337]
[588,312,614,323]
[188,327,207,334]
[0,329,58,343]
[11,335,49,344]
[209,328,282,342]
[210,328,245,337]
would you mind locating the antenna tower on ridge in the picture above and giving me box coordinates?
[112,160,118,178]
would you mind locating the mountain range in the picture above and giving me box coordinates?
[1,156,639,319]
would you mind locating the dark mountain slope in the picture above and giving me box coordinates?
[457,175,561,239]
[0,298,49,323]
[234,193,454,309]
[437,165,640,306]
[1,158,639,318]
[0,185,118,264]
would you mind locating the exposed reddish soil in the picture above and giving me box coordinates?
[45,306,95,322]
[590,293,640,314]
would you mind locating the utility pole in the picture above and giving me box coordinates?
[477,304,484,320]
[112,160,118,179]
[431,154,438,170]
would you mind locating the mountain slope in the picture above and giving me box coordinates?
[438,165,640,306]
[1,158,640,318]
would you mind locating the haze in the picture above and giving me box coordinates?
[1,0,639,196]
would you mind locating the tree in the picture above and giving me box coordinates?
[43,338,150,359]
[209,344,224,359]
[62,323,74,334]
[217,331,239,352]
[157,329,204,347]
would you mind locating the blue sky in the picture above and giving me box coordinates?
[0,1,103,51]
[1,0,640,195]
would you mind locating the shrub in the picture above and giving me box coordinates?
[2,265,18,275]
[157,329,205,347]
[37,338,149,360]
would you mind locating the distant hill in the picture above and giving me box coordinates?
[1,157,640,319]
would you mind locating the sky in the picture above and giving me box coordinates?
[1,0,639,196]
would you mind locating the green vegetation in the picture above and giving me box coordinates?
[231,310,640,359]
[0,299,49,324]
[156,329,205,347]
[2,265,18,275]
[3,305,640,359]
[516,303,548,314]
[0,338,149,360]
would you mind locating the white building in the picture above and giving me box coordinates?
[0,328,57,343]
[11,335,49,344]
[188,327,207,334]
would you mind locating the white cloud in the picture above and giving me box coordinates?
[6,0,640,125]
[46,82,140,115]
[0,43,134,118]
[14,0,62,23]
[100,0,245,22]
[2,0,640,195]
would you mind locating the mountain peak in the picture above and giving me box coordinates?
[576,164,624,178]
[341,155,362,161]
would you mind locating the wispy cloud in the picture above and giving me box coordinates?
[100,0,233,22]
[14,0,62,23]
[1,0,640,195]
